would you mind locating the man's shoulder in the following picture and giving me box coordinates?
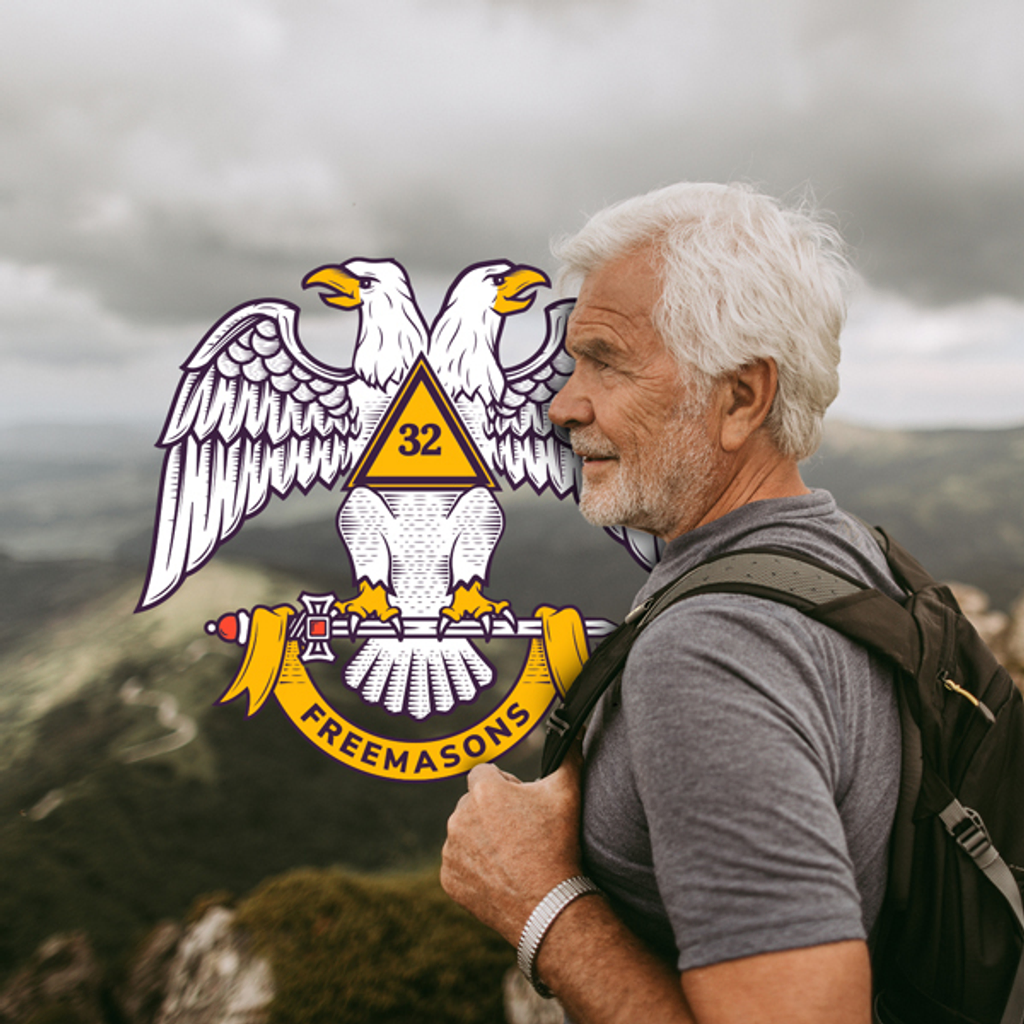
[623,491,902,723]
[636,489,902,608]
[626,586,876,715]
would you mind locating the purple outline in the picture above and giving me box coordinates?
[347,354,499,492]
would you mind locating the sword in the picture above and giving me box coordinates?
[206,591,617,663]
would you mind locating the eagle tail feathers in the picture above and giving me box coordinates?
[343,638,494,719]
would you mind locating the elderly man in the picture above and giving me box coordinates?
[441,183,902,1023]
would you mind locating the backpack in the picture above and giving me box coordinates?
[541,528,1024,1024]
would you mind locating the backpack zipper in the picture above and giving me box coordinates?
[624,597,655,625]
[941,672,996,724]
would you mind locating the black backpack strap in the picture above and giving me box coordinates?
[641,547,864,618]
[539,612,648,777]
[939,798,1024,930]
[540,548,921,777]
[541,539,1024,1024]
[868,525,938,596]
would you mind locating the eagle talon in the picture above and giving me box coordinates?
[440,581,512,635]
[436,616,452,640]
[501,607,518,631]
[335,580,402,638]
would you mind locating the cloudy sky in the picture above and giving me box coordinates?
[1,0,1022,431]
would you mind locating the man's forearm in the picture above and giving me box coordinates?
[537,898,872,1024]
[438,756,691,1020]
[534,893,695,1024]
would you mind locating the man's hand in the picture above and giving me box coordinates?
[441,747,584,946]
[441,749,872,1023]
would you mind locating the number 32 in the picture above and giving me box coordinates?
[398,423,442,456]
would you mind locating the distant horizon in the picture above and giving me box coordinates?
[3,275,1021,433]
[2,412,1023,437]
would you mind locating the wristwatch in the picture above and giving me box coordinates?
[517,875,602,998]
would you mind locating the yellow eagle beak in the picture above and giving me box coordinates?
[302,265,362,308]
[494,266,550,315]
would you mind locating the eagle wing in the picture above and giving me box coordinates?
[493,298,663,571]
[138,300,360,610]
[492,299,580,498]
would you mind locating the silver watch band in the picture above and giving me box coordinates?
[517,875,602,998]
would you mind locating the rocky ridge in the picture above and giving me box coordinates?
[947,581,1024,685]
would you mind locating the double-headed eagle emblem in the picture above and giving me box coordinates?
[139,259,659,722]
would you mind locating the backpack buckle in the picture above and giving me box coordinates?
[546,708,571,737]
[944,805,999,870]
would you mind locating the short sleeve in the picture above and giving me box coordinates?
[622,594,868,971]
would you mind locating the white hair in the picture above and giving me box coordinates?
[552,182,852,461]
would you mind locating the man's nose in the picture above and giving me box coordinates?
[548,370,592,428]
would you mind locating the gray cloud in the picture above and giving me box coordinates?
[0,0,1022,333]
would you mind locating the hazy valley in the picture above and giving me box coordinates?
[0,418,1022,1020]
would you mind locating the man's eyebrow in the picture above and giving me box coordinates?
[566,337,619,361]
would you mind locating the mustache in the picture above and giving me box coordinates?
[570,428,618,460]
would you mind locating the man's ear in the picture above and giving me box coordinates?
[719,359,778,453]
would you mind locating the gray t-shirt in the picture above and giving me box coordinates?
[580,490,903,973]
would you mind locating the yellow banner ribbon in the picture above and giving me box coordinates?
[217,605,589,780]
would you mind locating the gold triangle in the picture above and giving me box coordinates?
[347,355,499,490]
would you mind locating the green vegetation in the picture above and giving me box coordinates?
[0,554,136,655]
[0,636,538,989]
[237,868,512,1024]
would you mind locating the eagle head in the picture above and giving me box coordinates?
[491,262,550,314]
[429,261,551,402]
[302,258,427,388]
[443,261,550,318]
[303,258,419,310]
[302,263,362,308]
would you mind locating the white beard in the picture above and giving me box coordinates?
[574,413,719,539]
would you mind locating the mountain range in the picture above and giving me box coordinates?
[2,418,1022,623]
